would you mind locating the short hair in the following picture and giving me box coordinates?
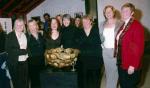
[121,3,135,13]
[28,19,37,24]
[82,15,93,22]
[43,13,50,17]
[62,14,71,20]
[103,5,116,18]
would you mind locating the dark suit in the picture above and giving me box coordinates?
[75,25,103,88]
[5,31,29,88]
[27,33,45,88]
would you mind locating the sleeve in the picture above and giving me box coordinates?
[129,22,144,69]
[5,33,28,56]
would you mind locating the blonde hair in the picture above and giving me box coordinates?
[82,15,93,25]
[13,18,26,33]
[103,5,116,18]
[121,3,135,13]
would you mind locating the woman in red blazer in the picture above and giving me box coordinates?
[114,3,144,88]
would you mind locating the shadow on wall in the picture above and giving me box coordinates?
[144,27,150,41]
[115,8,143,21]
[134,9,143,21]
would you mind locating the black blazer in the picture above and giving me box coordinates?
[5,31,28,65]
[75,25,103,69]
[61,25,77,48]
[27,33,45,65]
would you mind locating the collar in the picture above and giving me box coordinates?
[124,17,132,26]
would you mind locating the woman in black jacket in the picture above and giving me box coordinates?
[76,15,103,88]
[27,19,45,88]
[61,14,77,48]
[5,18,29,88]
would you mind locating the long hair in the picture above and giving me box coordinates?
[45,18,60,38]
[13,18,26,33]
[103,5,116,19]
[82,15,93,25]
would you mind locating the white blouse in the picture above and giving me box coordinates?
[103,26,115,48]
[15,31,28,61]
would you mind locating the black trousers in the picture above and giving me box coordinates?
[28,56,45,88]
[29,64,43,88]
[77,67,101,88]
[118,66,141,88]
[8,61,29,88]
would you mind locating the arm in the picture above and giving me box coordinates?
[128,22,144,74]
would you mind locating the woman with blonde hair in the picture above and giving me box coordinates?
[27,19,45,88]
[99,5,123,88]
[5,18,29,88]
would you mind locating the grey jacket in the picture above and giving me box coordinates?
[99,20,124,47]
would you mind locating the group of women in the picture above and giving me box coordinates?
[0,2,144,88]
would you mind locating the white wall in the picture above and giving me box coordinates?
[27,0,85,21]
[97,0,150,33]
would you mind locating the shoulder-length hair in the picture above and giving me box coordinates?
[13,18,26,33]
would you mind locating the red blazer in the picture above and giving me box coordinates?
[115,18,144,70]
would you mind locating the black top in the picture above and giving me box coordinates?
[27,33,45,65]
[75,25,103,69]
[45,33,61,49]
[27,33,45,57]
[0,31,6,53]
[61,25,77,48]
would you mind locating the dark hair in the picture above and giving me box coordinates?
[28,19,37,24]
[49,18,60,35]
[75,15,81,19]
[43,13,50,17]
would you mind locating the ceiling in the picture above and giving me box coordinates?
[0,0,45,17]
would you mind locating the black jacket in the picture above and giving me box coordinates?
[61,25,77,48]
[75,25,103,69]
[27,33,45,65]
[5,31,28,65]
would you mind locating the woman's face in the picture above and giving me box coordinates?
[28,21,38,34]
[56,16,62,24]
[15,21,24,32]
[105,7,114,19]
[75,18,81,27]
[51,19,58,30]
[63,18,70,27]
[82,18,92,29]
[121,7,133,21]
